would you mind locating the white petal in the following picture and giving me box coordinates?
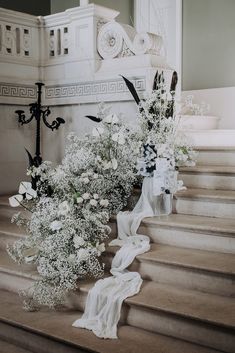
[28,188,37,198]
[19,182,32,195]
[26,193,32,200]
[112,158,118,170]
[9,194,23,207]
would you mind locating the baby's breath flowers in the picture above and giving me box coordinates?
[7,107,139,310]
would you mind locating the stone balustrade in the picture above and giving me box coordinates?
[0,3,170,106]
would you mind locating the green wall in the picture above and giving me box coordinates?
[0,0,50,15]
[50,0,134,24]
[182,0,235,90]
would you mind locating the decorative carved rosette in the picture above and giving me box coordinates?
[97,21,163,59]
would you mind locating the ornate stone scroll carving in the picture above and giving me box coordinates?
[97,21,162,59]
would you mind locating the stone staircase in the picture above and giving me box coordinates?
[0,146,235,353]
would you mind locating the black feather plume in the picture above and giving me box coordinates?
[85,115,102,123]
[121,75,140,105]
[25,148,34,168]
[152,71,159,90]
[170,71,178,92]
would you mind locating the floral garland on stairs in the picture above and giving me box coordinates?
[8,108,140,310]
[8,72,197,332]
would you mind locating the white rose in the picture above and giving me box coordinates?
[73,235,85,248]
[90,199,98,207]
[50,220,62,231]
[93,194,99,199]
[58,200,70,216]
[76,197,83,204]
[82,193,90,200]
[77,248,89,262]
[103,114,119,125]
[100,199,109,207]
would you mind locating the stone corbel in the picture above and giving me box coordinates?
[97,21,163,59]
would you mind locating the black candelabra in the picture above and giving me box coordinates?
[15,82,65,167]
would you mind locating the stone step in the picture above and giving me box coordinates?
[72,280,235,352]
[0,339,34,353]
[103,244,235,297]
[195,146,235,166]
[0,290,220,353]
[2,238,235,298]
[0,219,26,250]
[174,188,235,219]
[0,251,234,352]
[184,129,235,147]
[179,165,235,190]
[0,251,38,293]
[136,213,235,254]
[0,195,30,221]
[126,281,235,353]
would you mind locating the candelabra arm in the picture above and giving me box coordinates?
[15,110,34,125]
[42,107,65,131]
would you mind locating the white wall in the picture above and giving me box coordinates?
[182,0,235,90]
[0,104,34,194]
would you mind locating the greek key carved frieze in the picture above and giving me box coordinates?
[45,78,146,99]
[0,83,37,98]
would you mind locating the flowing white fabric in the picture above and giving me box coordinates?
[72,177,155,338]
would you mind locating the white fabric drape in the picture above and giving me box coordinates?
[72,177,155,339]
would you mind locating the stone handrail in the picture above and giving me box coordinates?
[0,4,170,106]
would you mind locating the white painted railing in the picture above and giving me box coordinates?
[0,3,170,106]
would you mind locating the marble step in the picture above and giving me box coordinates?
[0,290,221,353]
[72,280,235,352]
[2,240,234,298]
[137,214,235,254]
[1,252,234,352]
[0,339,34,353]
[0,219,27,250]
[195,146,235,166]
[103,244,235,297]
[0,196,29,221]
[0,251,38,293]
[184,129,235,147]
[179,165,235,190]
[174,188,235,219]
[2,210,233,256]
[109,212,235,254]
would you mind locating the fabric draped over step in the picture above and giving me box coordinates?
[72,177,155,338]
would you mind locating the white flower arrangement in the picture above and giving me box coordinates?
[8,73,197,311]
[135,72,197,180]
[8,109,139,311]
